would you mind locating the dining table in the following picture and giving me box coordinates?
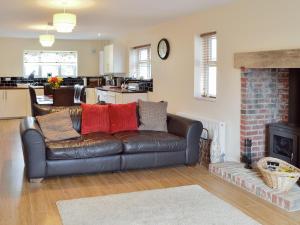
[36,95,53,105]
[36,95,82,105]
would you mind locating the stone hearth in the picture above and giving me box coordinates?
[209,162,300,212]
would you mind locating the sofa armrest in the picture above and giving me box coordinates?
[167,114,203,165]
[20,117,46,179]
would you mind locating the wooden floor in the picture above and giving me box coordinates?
[1,120,300,225]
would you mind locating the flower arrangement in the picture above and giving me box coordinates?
[48,76,63,88]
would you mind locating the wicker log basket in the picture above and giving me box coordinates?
[257,157,300,192]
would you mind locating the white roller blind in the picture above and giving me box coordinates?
[200,32,217,98]
[23,50,78,78]
[130,45,151,79]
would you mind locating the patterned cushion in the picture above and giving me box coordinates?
[36,110,80,142]
[138,100,168,132]
[34,105,82,132]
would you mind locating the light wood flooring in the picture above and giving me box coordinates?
[1,119,300,225]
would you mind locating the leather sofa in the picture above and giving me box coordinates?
[20,108,203,182]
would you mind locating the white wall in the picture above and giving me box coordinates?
[0,37,109,77]
[116,0,300,161]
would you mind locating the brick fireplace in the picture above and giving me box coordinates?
[240,68,289,161]
[235,48,300,164]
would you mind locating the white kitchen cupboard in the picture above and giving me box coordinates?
[97,90,148,104]
[104,44,114,74]
[103,43,126,74]
[0,89,30,118]
[86,88,97,104]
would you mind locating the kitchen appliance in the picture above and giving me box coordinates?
[128,82,140,91]
[104,75,113,86]
[83,77,87,86]
[112,77,124,87]
[87,77,105,87]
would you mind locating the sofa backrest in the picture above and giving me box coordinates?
[69,107,82,132]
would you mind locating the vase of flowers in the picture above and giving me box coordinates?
[48,76,63,89]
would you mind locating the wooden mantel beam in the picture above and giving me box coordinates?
[234,49,300,69]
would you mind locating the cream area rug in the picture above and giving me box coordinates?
[57,185,260,225]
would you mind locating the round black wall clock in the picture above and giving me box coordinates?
[157,38,170,60]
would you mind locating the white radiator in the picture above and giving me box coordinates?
[177,112,226,163]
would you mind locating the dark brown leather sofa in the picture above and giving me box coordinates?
[20,108,203,182]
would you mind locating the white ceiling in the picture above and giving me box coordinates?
[0,0,236,40]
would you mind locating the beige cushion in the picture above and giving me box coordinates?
[36,110,80,142]
[138,100,168,132]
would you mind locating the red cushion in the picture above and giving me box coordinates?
[109,102,138,133]
[81,104,110,135]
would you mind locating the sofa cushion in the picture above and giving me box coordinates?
[138,100,168,132]
[33,105,82,132]
[81,104,110,135]
[46,132,123,160]
[113,131,187,154]
[109,102,138,133]
[36,110,80,142]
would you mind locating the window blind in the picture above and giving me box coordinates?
[200,32,217,98]
[130,45,151,79]
[23,50,78,78]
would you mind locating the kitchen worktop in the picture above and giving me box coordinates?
[97,86,148,93]
[0,85,44,90]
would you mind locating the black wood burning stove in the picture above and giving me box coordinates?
[269,69,300,167]
[269,123,299,166]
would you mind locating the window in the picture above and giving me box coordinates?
[194,32,217,99]
[23,51,78,78]
[129,45,151,79]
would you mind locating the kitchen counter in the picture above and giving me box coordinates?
[0,86,28,89]
[97,86,148,104]
[97,86,148,93]
[0,85,44,89]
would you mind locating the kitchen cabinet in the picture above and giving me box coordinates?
[104,44,114,74]
[0,89,30,118]
[86,88,97,104]
[103,43,126,74]
[97,90,148,104]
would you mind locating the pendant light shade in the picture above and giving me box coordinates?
[39,34,55,47]
[53,13,76,33]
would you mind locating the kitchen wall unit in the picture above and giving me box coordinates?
[103,43,126,74]
[104,44,114,73]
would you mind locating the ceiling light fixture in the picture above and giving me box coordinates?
[53,5,77,33]
[39,23,55,47]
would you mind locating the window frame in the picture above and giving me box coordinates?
[194,32,217,102]
[129,44,152,79]
[23,50,78,78]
